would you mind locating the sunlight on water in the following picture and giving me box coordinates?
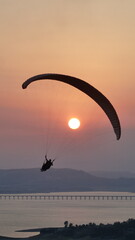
[0,192,135,238]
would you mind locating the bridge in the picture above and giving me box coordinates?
[0,194,135,200]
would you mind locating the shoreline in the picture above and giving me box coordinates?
[1,219,135,240]
[0,227,63,240]
[16,227,63,232]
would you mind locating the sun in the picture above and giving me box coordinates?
[68,118,80,130]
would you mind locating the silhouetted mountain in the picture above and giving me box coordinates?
[90,170,135,179]
[0,168,135,193]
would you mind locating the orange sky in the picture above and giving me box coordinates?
[0,0,135,171]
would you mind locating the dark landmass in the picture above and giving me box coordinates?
[90,170,135,179]
[1,219,135,240]
[0,168,135,193]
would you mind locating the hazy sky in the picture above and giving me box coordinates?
[0,0,135,172]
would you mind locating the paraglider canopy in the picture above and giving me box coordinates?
[22,73,121,140]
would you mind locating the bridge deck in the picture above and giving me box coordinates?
[0,195,135,200]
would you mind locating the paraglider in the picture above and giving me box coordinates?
[22,73,121,140]
[22,73,121,172]
[40,155,55,172]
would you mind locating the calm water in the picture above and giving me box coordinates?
[0,192,135,238]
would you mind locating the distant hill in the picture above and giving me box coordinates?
[90,170,135,179]
[0,168,135,193]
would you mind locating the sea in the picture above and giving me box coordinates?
[0,191,135,238]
